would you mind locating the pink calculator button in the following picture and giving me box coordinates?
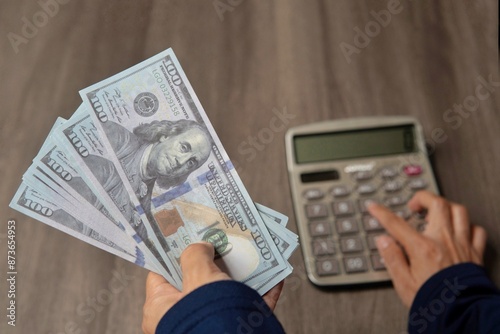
[403,165,422,176]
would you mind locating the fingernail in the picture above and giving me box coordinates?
[376,235,391,250]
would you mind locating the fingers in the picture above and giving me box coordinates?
[368,203,423,252]
[471,225,487,263]
[408,191,452,231]
[180,242,216,279]
[146,272,169,298]
[180,242,230,293]
[450,203,471,244]
[263,280,284,311]
[376,235,415,307]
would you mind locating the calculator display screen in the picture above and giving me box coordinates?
[294,125,416,164]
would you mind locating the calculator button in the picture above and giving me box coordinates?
[370,254,386,271]
[358,198,379,213]
[303,189,324,200]
[316,258,340,276]
[363,216,384,232]
[343,256,368,273]
[312,238,335,256]
[403,164,423,176]
[380,166,398,178]
[384,180,403,193]
[353,171,374,181]
[332,200,355,216]
[358,183,377,195]
[305,204,328,219]
[366,234,382,251]
[340,236,363,253]
[416,222,428,232]
[335,218,359,235]
[385,195,406,207]
[408,178,427,190]
[393,209,411,219]
[331,185,351,198]
[309,220,331,237]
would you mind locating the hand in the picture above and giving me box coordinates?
[368,191,487,308]
[142,242,284,334]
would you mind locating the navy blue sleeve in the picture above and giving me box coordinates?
[155,280,285,334]
[408,263,500,334]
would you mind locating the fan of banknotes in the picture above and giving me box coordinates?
[10,48,298,295]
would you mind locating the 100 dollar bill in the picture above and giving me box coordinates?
[78,48,287,286]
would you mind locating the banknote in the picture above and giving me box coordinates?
[253,213,298,294]
[255,203,289,228]
[74,48,287,286]
[56,105,181,287]
[30,117,165,272]
[263,214,298,261]
[9,183,146,267]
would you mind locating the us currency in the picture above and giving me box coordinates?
[55,105,180,287]
[9,183,146,267]
[77,48,287,288]
[29,118,164,274]
[264,215,298,262]
[254,213,298,295]
[23,165,148,263]
[255,203,289,228]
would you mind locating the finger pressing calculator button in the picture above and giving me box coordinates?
[370,254,386,271]
[393,208,411,219]
[366,234,383,251]
[331,185,351,198]
[340,236,363,253]
[312,238,335,256]
[335,218,359,235]
[316,258,340,276]
[358,198,379,213]
[385,195,406,207]
[305,204,328,219]
[380,166,398,178]
[309,220,331,237]
[363,216,384,232]
[384,180,403,193]
[332,200,355,216]
[303,189,324,200]
[343,256,368,273]
[358,183,377,195]
[408,178,427,190]
[403,164,423,176]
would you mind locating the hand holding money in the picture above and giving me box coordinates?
[10,48,298,296]
[142,242,284,334]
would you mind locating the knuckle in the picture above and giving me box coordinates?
[420,240,438,256]
[433,197,449,210]
[454,204,468,217]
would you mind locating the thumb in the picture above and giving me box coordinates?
[376,235,415,307]
[180,242,231,294]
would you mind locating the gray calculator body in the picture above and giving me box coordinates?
[285,117,439,286]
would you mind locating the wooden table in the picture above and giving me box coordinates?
[1,1,498,333]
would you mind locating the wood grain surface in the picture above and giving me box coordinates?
[0,1,498,333]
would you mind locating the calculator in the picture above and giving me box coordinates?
[285,117,439,286]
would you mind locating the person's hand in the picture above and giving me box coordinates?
[368,191,487,308]
[142,242,284,334]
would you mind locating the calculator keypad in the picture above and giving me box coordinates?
[302,163,430,281]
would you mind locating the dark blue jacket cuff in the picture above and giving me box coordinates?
[408,262,500,334]
[156,280,285,334]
